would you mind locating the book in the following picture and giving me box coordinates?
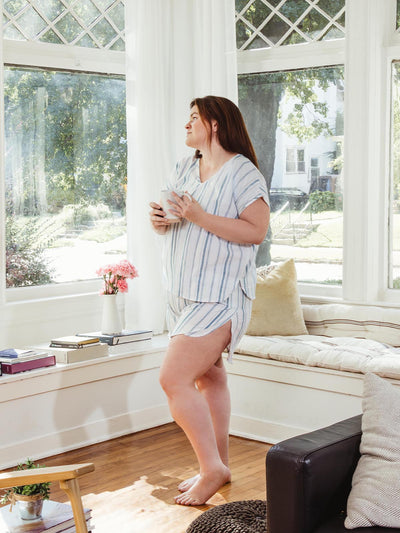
[0,349,50,363]
[40,342,109,364]
[0,499,92,532]
[77,329,153,346]
[0,348,30,358]
[49,336,100,349]
[1,355,56,374]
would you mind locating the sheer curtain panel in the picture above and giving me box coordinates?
[125,0,237,333]
[0,1,5,306]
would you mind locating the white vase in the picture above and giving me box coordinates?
[101,294,122,335]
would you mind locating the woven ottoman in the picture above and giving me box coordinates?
[186,500,266,533]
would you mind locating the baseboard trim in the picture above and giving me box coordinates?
[0,404,173,469]
[229,414,308,444]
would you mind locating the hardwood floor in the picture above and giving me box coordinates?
[1,424,271,533]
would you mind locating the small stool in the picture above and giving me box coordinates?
[186,500,266,533]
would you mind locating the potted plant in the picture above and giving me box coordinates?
[1,458,51,520]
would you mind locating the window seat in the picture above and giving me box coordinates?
[227,303,400,444]
[0,335,170,470]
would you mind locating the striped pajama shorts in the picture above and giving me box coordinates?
[166,283,253,363]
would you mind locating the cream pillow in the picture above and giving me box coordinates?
[246,258,307,336]
[345,373,400,529]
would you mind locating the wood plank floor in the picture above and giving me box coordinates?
[1,423,271,533]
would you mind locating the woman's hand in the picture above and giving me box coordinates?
[149,201,169,235]
[169,192,205,225]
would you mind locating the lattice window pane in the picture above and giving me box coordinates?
[248,34,270,50]
[280,0,309,24]
[90,17,115,47]
[109,2,124,31]
[261,14,291,45]
[3,19,23,40]
[20,7,47,39]
[109,37,124,51]
[73,2,101,27]
[297,8,330,40]
[95,0,116,10]
[3,0,125,50]
[35,0,63,21]
[4,0,27,17]
[317,0,345,19]
[40,28,63,45]
[54,12,82,43]
[236,0,345,50]
[75,33,97,48]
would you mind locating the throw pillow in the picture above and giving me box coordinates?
[246,258,307,336]
[345,373,400,529]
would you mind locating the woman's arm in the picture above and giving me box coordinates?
[172,194,270,245]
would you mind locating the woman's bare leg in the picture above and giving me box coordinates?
[178,362,231,492]
[159,322,232,506]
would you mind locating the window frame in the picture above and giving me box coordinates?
[285,146,306,174]
[1,34,125,304]
[384,46,400,303]
[238,35,345,300]
[237,0,400,306]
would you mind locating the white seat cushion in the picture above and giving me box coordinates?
[235,334,400,379]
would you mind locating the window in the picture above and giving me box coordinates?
[286,147,306,173]
[236,0,345,288]
[3,0,125,50]
[238,64,344,286]
[3,0,126,290]
[235,0,345,50]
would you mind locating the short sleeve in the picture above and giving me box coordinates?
[234,157,269,215]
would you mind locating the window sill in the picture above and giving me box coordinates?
[0,335,169,404]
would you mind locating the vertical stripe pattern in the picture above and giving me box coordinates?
[166,284,253,363]
[163,154,269,303]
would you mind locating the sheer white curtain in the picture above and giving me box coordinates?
[0,3,5,304]
[125,0,237,333]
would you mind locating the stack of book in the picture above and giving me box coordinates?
[44,335,109,364]
[0,499,93,532]
[77,329,153,346]
[0,348,56,375]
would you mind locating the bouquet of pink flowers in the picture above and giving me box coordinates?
[96,259,139,295]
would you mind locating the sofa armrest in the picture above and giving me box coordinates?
[266,415,362,533]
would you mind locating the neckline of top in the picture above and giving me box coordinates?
[196,153,242,184]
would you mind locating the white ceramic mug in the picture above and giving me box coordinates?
[160,189,183,222]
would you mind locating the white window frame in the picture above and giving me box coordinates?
[1,38,125,304]
[0,3,127,345]
[286,146,306,174]
[237,0,400,306]
[238,36,345,300]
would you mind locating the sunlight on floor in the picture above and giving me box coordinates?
[83,475,210,533]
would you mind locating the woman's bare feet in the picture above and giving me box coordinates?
[174,466,231,506]
[178,474,200,492]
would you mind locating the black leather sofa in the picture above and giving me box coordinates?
[266,414,400,533]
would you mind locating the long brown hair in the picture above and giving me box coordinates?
[190,96,259,168]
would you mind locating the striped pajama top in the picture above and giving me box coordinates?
[163,153,269,303]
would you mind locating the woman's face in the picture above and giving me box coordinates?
[185,105,210,150]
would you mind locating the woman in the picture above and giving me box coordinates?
[149,95,270,506]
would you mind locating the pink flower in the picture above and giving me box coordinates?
[114,259,138,279]
[117,279,128,293]
[96,259,138,294]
